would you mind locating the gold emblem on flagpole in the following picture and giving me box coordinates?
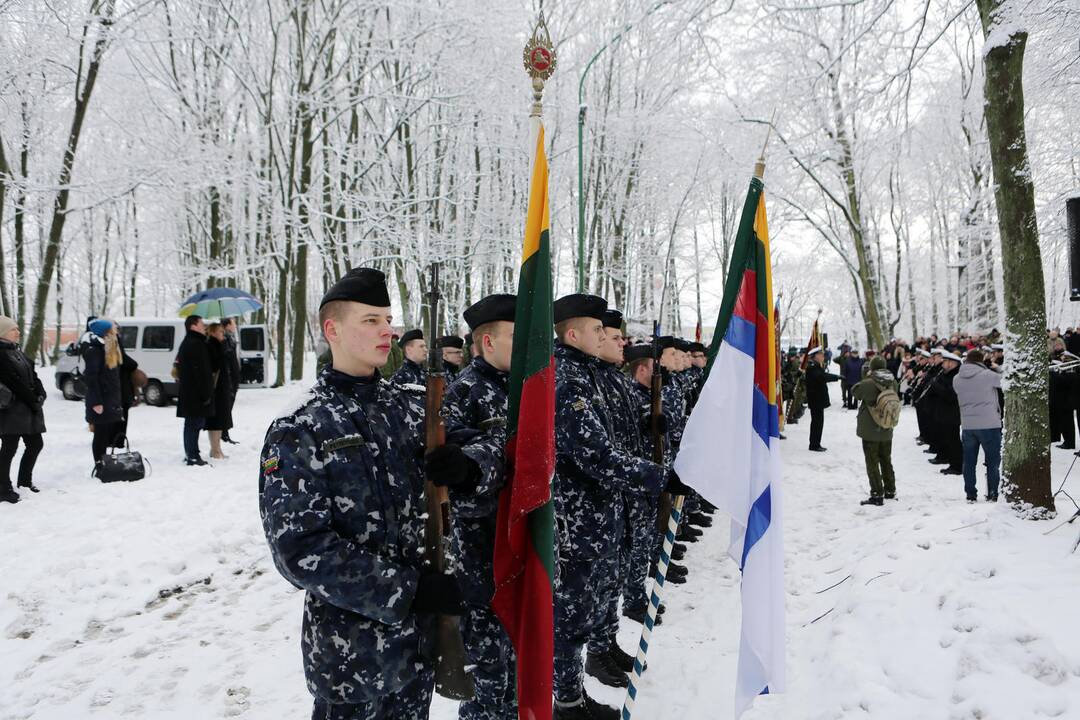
[524,12,557,116]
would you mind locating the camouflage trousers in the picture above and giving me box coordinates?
[311,665,434,720]
[459,603,517,720]
[588,540,625,654]
[554,556,616,702]
[620,495,656,615]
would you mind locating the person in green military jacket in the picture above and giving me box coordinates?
[853,355,899,507]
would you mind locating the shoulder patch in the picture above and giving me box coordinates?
[261,455,280,474]
[479,416,507,431]
[572,399,587,412]
[323,434,366,453]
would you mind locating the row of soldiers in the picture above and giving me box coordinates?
[258,267,713,720]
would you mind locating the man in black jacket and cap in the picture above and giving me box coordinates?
[805,346,840,451]
[391,329,427,387]
[176,315,214,465]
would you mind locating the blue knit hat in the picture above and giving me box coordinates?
[88,319,113,337]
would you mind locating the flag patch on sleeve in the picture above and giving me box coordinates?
[262,456,280,474]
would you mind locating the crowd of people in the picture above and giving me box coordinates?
[0,313,244,503]
[259,267,714,720]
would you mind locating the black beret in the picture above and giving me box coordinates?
[319,267,391,309]
[436,335,464,349]
[623,344,655,362]
[602,309,624,330]
[656,335,676,349]
[463,294,517,331]
[398,329,423,346]
[674,338,693,352]
[689,342,707,353]
[554,293,607,324]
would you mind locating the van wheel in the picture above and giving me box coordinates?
[144,381,166,407]
[61,376,81,401]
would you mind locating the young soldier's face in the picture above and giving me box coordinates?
[691,351,706,368]
[326,303,394,374]
[481,321,515,372]
[598,327,625,364]
[660,347,678,370]
[633,358,654,386]
[441,347,464,366]
[570,318,605,357]
[404,339,428,363]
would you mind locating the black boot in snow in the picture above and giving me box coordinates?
[622,604,663,625]
[859,496,884,506]
[554,693,621,720]
[1,486,19,504]
[585,649,629,687]
[607,644,636,672]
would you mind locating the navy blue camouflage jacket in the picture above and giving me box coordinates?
[440,357,509,606]
[259,367,431,705]
[391,358,426,388]
[554,343,666,559]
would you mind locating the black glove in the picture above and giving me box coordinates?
[412,573,465,615]
[640,413,669,434]
[665,468,694,496]
[425,444,479,490]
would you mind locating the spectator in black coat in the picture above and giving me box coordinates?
[176,315,214,466]
[220,317,242,444]
[0,316,46,503]
[806,346,841,452]
[205,322,234,460]
[929,352,964,475]
[82,319,125,471]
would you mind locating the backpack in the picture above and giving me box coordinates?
[868,381,901,429]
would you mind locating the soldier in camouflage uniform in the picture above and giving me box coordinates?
[585,308,645,686]
[428,294,518,720]
[436,335,466,384]
[259,268,464,720]
[391,328,427,387]
[551,294,688,720]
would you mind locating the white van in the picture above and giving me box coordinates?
[55,319,271,404]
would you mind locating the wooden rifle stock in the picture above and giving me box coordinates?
[423,264,474,701]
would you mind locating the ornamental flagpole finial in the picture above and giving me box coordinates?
[524,12,557,117]
[755,108,778,180]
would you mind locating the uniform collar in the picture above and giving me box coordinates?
[555,342,595,366]
[322,365,382,397]
[471,357,509,385]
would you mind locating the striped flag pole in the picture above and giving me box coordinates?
[621,493,685,720]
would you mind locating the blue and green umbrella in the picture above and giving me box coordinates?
[178,287,263,321]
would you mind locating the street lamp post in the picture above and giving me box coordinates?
[576,1,671,292]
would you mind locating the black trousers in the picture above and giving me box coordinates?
[809,407,825,449]
[0,433,43,490]
[942,423,963,470]
[92,422,118,463]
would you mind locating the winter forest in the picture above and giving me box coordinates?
[0,0,1078,385]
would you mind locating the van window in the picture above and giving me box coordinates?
[142,326,176,350]
[118,326,138,350]
[240,327,264,352]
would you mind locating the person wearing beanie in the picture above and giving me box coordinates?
[0,317,46,503]
[260,267,461,720]
[852,354,901,506]
[82,319,125,473]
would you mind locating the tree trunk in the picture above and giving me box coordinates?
[24,0,115,357]
[977,0,1053,515]
[0,133,12,317]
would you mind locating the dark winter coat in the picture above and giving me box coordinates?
[842,356,865,386]
[222,331,241,393]
[82,336,124,425]
[0,339,46,436]
[805,360,840,410]
[929,365,961,427]
[205,337,233,431]
[118,347,139,410]
[853,370,898,442]
[176,330,215,419]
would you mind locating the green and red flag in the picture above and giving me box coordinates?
[492,119,555,720]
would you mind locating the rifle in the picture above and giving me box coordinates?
[423,263,475,701]
[651,322,672,534]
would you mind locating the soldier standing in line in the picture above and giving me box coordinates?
[391,328,427,387]
[259,267,464,720]
[436,335,466,384]
[585,308,646,687]
[428,294,519,720]
[930,350,964,475]
[551,293,686,720]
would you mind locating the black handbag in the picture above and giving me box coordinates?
[95,440,147,483]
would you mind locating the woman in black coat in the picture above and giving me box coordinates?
[82,319,125,469]
[204,323,233,459]
[113,331,140,448]
[0,317,46,503]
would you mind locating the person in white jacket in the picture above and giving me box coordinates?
[952,350,1003,502]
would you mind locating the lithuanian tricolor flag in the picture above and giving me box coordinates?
[491,120,555,720]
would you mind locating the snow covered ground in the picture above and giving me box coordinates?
[3,369,1080,720]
